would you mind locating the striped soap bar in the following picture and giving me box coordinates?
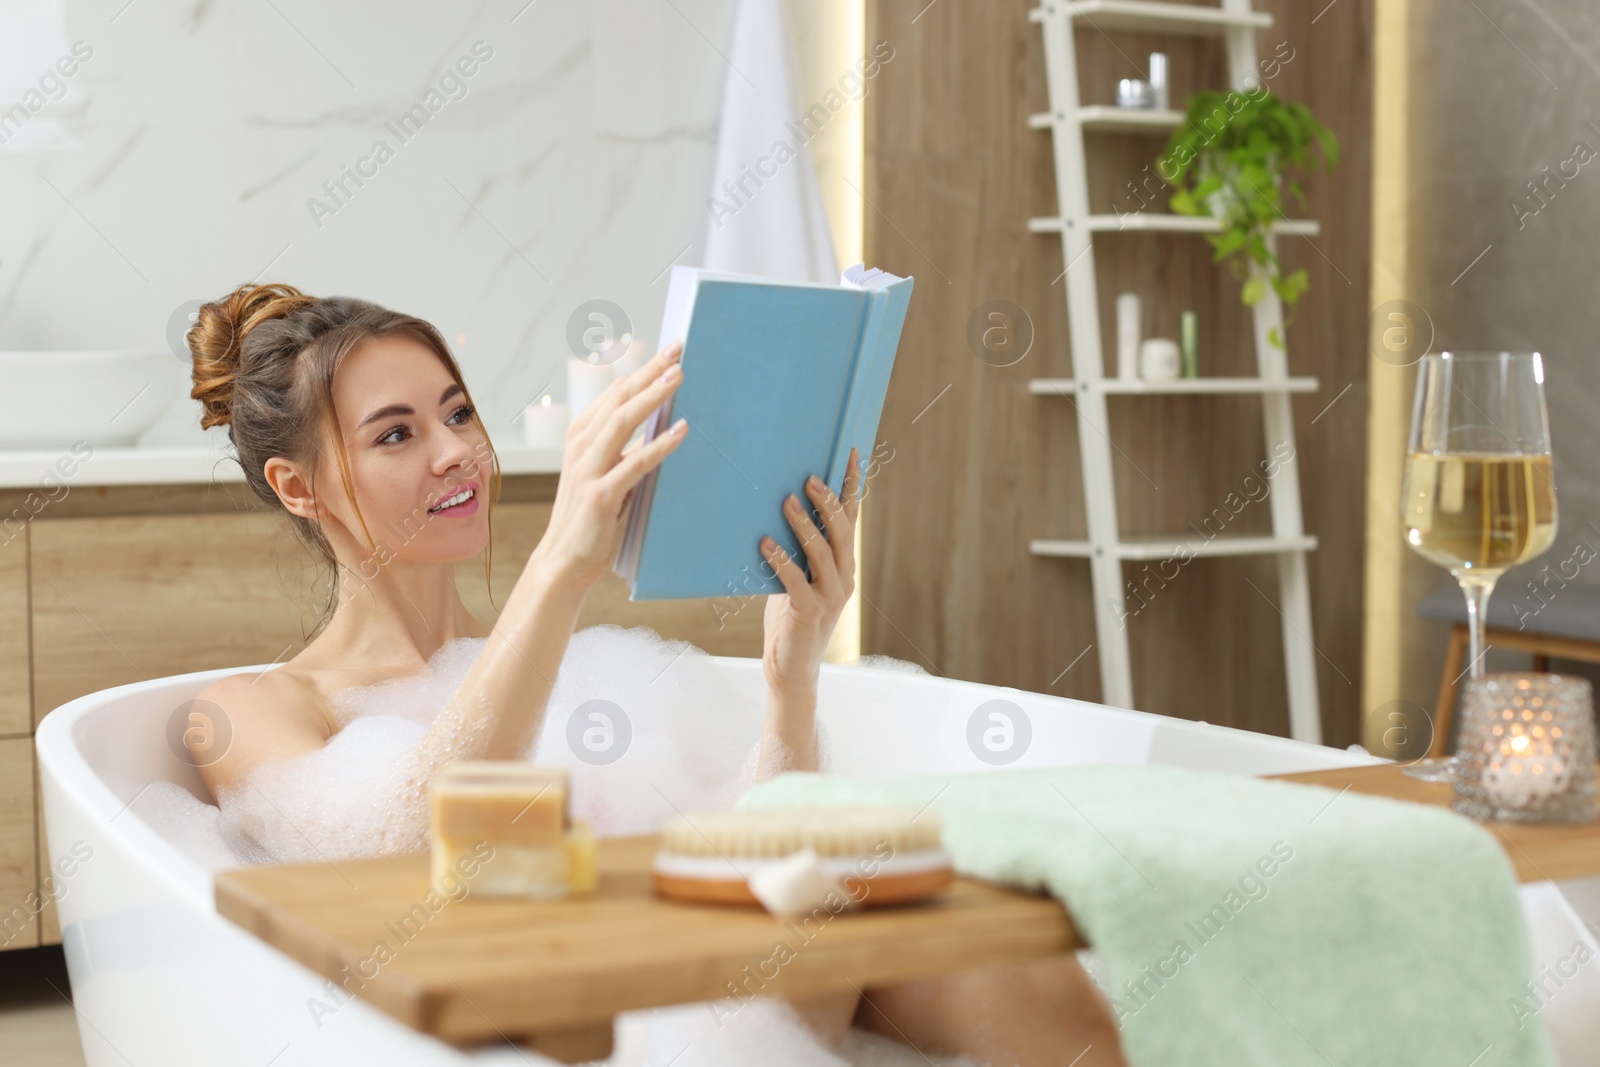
[428,761,596,899]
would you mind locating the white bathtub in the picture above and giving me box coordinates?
[33,657,1600,1065]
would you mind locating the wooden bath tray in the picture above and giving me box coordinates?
[1277,762,1600,883]
[214,764,1600,1061]
[213,834,1079,1061]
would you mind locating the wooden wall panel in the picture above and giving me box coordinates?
[0,528,28,737]
[453,502,766,658]
[862,0,1372,743]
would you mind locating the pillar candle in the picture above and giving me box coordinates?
[567,355,615,416]
[522,394,569,449]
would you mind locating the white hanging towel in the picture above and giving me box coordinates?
[702,0,839,282]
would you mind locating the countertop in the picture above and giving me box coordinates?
[0,439,563,490]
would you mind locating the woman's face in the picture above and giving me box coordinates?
[315,333,492,565]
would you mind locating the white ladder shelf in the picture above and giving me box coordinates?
[1029,0,1322,743]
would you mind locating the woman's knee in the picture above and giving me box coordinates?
[781,988,862,1051]
[856,955,1126,1066]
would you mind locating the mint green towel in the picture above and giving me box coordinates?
[737,765,1556,1067]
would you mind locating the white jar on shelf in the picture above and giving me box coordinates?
[1139,338,1180,381]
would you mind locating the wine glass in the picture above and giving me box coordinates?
[1400,351,1558,780]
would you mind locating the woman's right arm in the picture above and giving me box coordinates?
[417,339,689,762]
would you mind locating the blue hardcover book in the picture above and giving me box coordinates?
[613,261,915,601]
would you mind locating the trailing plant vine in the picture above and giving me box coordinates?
[1159,91,1338,346]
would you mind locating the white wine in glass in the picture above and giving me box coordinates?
[1401,352,1557,780]
[1403,453,1556,573]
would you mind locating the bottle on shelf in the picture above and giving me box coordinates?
[1149,52,1170,111]
[1116,292,1141,379]
[1180,310,1199,378]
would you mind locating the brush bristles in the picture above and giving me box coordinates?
[659,806,941,858]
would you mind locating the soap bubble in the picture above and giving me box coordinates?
[535,625,764,836]
[610,996,983,1066]
[130,780,260,870]
[850,654,927,675]
[204,624,769,860]
[327,637,484,727]
[566,699,632,765]
[215,712,433,862]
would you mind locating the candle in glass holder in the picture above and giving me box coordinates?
[1482,731,1568,805]
[522,394,569,449]
[1453,672,1597,825]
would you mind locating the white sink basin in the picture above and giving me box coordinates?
[2,350,179,448]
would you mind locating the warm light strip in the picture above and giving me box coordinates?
[819,0,866,665]
[1361,0,1413,754]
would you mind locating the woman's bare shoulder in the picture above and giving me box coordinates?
[194,664,332,725]
[191,666,334,800]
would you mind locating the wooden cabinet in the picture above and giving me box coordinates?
[0,533,29,738]
[3,475,764,949]
[30,510,323,728]
[0,738,37,950]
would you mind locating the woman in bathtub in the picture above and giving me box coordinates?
[184,282,1124,1067]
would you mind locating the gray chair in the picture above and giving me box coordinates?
[1417,581,1600,757]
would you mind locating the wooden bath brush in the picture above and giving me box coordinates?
[651,806,953,909]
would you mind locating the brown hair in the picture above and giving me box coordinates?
[187,282,502,634]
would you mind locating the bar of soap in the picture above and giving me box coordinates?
[429,762,596,899]
[431,761,570,845]
[565,821,598,895]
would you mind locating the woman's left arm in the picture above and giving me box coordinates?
[757,446,862,777]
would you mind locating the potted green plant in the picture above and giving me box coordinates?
[1158,91,1338,346]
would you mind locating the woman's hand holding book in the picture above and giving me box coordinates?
[533,341,689,592]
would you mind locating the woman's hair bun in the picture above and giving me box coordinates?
[189,282,319,430]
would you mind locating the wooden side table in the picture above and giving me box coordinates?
[1419,583,1600,758]
[1429,625,1600,757]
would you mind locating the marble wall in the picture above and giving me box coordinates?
[1387,0,1600,718]
[1411,0,1600,533]
[0,0,862,447]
